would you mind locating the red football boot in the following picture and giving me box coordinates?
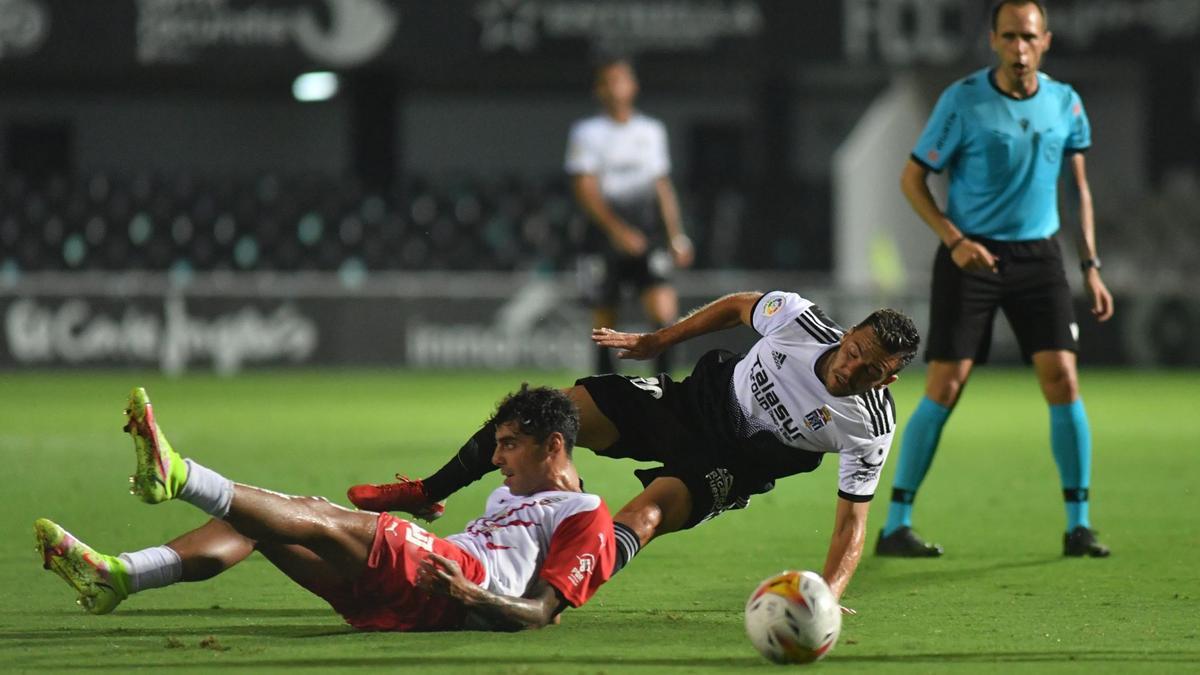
[347,475,445,521]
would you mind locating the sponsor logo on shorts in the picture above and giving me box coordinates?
[763,297,782,317]
[803,405,832,432]
[706,468,733,508]
[568,553,596,586]
[700,468,750,523]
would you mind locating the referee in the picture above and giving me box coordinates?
[565,57,693,376]
[876,0,1114,558]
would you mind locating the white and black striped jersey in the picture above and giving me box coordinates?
[681,291,896,502]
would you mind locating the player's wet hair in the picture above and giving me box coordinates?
[856,309,920,374]
[990,0,1048,31]
[490,384,580,454]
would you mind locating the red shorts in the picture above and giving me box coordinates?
[312,513,485,631]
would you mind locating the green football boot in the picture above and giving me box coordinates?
[124,387,188,504]
[35,518,131,615]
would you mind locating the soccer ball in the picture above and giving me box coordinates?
[744,570,842,664]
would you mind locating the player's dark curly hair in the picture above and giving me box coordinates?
[856,309,921,374]
[489,384,580,454]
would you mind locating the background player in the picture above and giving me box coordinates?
[350,291,919,610]
[566,57,694,376]
[37,386,614,631]
[876,0,1114,559]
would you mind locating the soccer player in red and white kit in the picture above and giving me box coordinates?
[35,386,614,631]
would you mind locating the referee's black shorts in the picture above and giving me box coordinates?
[575,372,757,529]
[926,236,1078,364]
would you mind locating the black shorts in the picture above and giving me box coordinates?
[577,249,674,308]
[926,236,1078,364]
[577,372,763,530]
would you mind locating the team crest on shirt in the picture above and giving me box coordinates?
[763,297,782,317]
[803,406,833,432]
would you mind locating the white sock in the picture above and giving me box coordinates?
[119,546,183,593]
[178,459,234,518]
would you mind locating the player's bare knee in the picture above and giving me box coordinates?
[926,361,971,407]
[291,496,347,540]
[926,380,963,408]
[1040,370,1078,403]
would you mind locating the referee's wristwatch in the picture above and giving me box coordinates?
[1080,257,1101,273]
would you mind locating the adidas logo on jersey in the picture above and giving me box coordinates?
[771,350,787,369]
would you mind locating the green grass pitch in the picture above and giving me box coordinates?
[1,368,1197,673]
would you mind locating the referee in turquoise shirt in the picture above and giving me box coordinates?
[877,0,1114,559]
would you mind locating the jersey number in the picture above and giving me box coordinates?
[627,376,663,399]
[405,523,434,552]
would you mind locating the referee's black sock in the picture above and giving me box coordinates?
[612,522,642,575]
[422,422,498,502]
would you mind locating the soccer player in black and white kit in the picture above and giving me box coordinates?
[349,292,919,611]
[566,57,693,375]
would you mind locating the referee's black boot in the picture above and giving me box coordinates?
[1063,526,1110,557]
[875,526,944,557]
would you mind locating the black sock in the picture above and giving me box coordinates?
[612,522,642,574]
[422,422,498,502]
[596,345,615,374]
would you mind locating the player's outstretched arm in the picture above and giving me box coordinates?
[820,497,870,614]
[418,552,564,631]
[591,291,759,360]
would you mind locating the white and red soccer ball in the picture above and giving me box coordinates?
[744,570,842,664]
